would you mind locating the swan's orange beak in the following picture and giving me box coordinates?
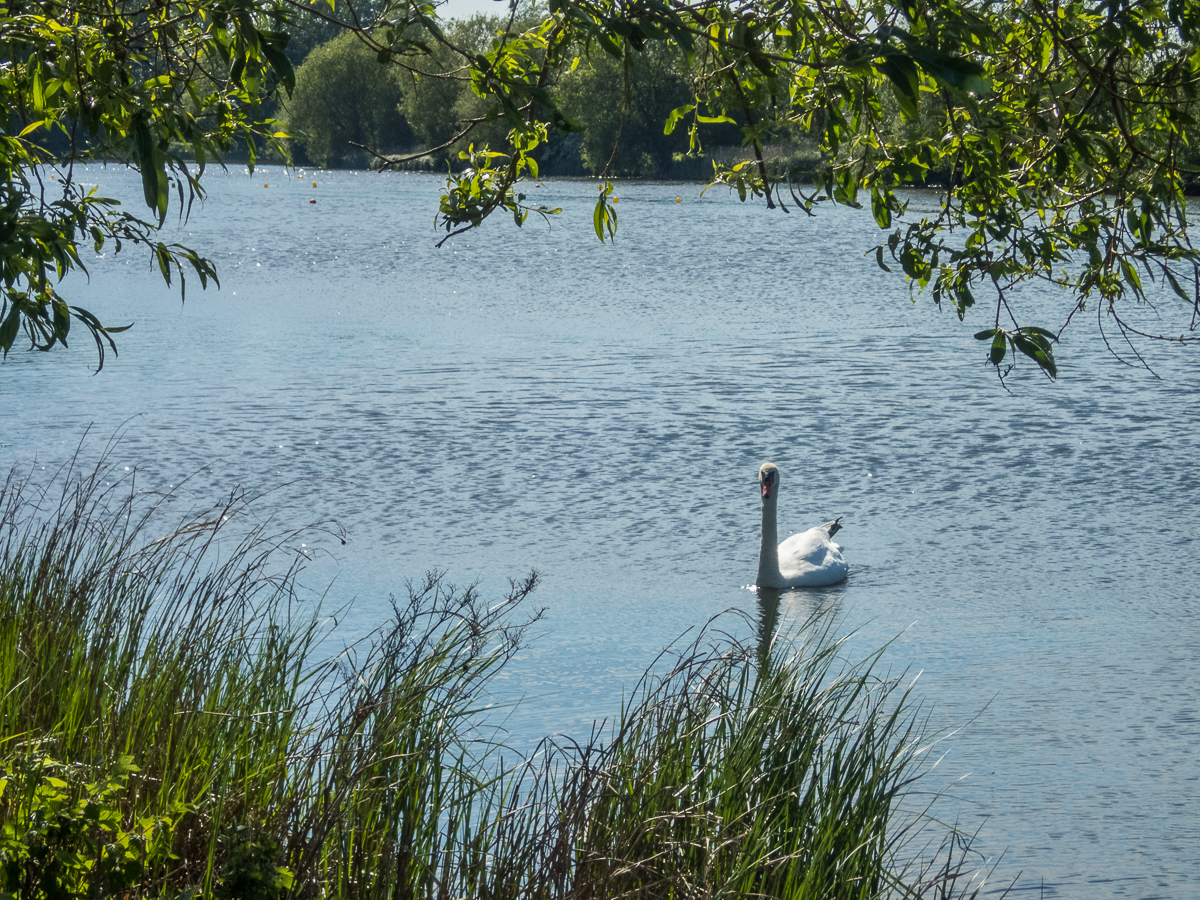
[760,472,775,500]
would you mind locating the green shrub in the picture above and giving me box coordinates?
[214,827,291,900]
[0,753,181,899]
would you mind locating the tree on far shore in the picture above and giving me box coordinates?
[285,31,411,167]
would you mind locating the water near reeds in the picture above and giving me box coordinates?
[2,166,1198,899]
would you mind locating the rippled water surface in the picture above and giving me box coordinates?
[3,166,1198,899]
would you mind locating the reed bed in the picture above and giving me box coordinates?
[0,453,990,899]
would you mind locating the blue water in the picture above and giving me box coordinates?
[2,166,1197,899]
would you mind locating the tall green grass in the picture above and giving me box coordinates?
[0,453,991,899]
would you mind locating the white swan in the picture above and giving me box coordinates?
[756,461,848,588]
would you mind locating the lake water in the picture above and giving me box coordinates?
[2,166,1197,899]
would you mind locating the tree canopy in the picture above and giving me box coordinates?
[1,0,295,367]
[4,0,1200,376]
[285,30,410,166]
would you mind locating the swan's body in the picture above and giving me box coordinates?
[756,462,848,588]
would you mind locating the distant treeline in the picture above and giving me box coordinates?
[280,2,1200,188]
[278,7,827,179]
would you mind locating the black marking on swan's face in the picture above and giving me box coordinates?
[759,466,777,500]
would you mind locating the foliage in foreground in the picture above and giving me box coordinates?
[0,0,295,368]
[4,0,1200,377]
[0,454,988,899]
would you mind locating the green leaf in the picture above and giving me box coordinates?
[31,66,45,111]
[156,244,172,283]
[259,30,296,96]
[592,184,617,243]
[598,32,623,58]
[989,331,1007,365]
[876,54,920,119]
[664,104,695,135]
[1016,326,1058,342]
[51,296,71,342]
[875,245,892,273]
[593,193,605,240]
[132,114,168,223]
[1165,270,1189,302]
[870,188,892,228]
[1118,257,1143,293]
[1012,333,1057,378]
[746,48,775,76]
[906,46,990,95]
[0,305,21,356]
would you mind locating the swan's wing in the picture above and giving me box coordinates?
[778,527,841,567]
[777,525,848,585]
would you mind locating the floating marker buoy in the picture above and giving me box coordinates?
[612,197,619,203]
[312,182,317,188]
[309,199,316,204]
[264,183,268,188]
[676,198,682,203]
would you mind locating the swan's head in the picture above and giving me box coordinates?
[758,462,779,501]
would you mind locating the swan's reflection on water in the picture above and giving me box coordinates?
[754,583,847,662]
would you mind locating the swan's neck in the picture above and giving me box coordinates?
[757,496,781,586]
